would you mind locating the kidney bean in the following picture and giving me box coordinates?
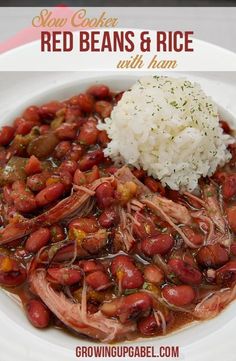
[133,213,158,239]
[0,255,26,287]
[15,118,36,135]
[221,174,236,199]
[78,149,105,171]
[196,244,229,268]
[168,259,202,285]
[69,217,98,233]
[23,106,40,122]
[26,299,50,328]
[98,207,119,228]
[86,270,111,291]
[111,256,144,289]
[54,141,71,159]
[68,143,83,161]
[0,126,15,145]
[35,183,65,207]
[162,285,195,306]
[216,260,236,286]
[98,130,110,147]
[55,123,78,140]
[47,267,82,286]
[138,314,161,335]
[78,119,99,145]
[50,224,65,243]
[95,182,115,209]
[79,259,104,273]
[144,177,165,195]
[25,155,42,175]
[74,94,95,113]
[55,170,73,190]
[141,234,174,257]
[95,101,112,118]
[65,107,82,122]
[111,255,134,273]
[27,172,48,192]
[25,228,51,253]
[117,292,152,323]
[38,101,64,119]
[87,84,110,99]
[12,181,37,213]
[182,226,204,246]
[144,264,164,284]
[58,160,77,175]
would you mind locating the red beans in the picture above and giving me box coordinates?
[25,155,42,175]
[55,123,78,140]
[76,94,95,113]
[138,314,160,335]
[38,101,63,119]
[54,141,71,159]
[0,126,15,145]
[58,160,77,175]
[26,299,50,329]
[222,174,236,199]
[78,119,99,145]
[133,213,157,239]
[162,285,195,306]
[144,264,164,284]
[227,206,236,232]
[69,217,98,233]
[95,101,112,118]
[182,226,204,246]
[47,267,82,285]
[87,84,110,99]
[69,143,83,161]
[78,149,104,171]
[98,207,119,228]
[25,228,51,253]
[196,244,229,268]
[117,293,152,323]
[0,255,26,287]
[27,172,48,192]
[216,260,236,286]
[95,182,115,209]
[168,259,202,285]
[98,130,110,146]
[12,181,37,213]
[35,183,65,207]
[15,118,36,135]
[111,255,144,289]
[220,120,231,134]
[141,234,174,256]
[79,259,104,273]
[22,106,40,122]
[86,270,111,291]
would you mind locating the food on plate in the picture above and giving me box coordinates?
[0,77,235,343]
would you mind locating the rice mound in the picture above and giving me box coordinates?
[98,76,233,191]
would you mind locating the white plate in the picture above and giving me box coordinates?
[0,71,236,361]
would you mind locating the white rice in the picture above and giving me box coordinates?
[98,76,233,191]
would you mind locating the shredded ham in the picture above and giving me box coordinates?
[143,199,199,248]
